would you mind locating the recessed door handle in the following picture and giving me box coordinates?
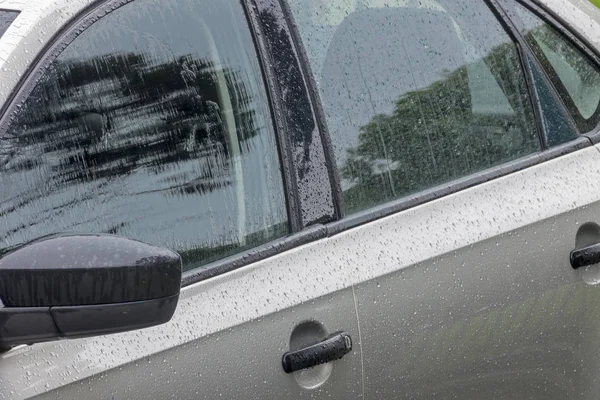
[282,331,352,373]
[570,243,600,269]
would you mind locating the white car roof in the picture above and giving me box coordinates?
[0,0,598,110]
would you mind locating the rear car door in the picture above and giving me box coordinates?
[287,0,600,398]
[0,0,362,398]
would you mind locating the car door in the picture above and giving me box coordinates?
[0,0,362,398]
[286,0,600,398]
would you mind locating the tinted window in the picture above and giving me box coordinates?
[0,10,18,38]
[0,0,288,271]
[524,52,579,147]
[288,0,540,214]
[512,2,600,132]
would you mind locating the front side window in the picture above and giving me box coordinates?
[511,1,600,132]
[0,0,288,271]
[288,0,540,214]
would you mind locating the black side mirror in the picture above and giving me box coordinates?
[0,234,182,349]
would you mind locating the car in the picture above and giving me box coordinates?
[2,0,600,398]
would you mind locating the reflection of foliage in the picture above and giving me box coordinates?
[525,25,600,113]
[4,52,261,190]
[524,25,583,74]
[1,0,288,272]
[342,43,538,212]
[0,51,268,249]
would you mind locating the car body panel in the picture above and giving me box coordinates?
[0,231,362,399]
[352,144,600,398]
[27,289,362,400]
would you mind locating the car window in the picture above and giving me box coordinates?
[288,0,540,214]
[0,9,18,39]
[0,0,288,271]
[512,1,600,132]
[523,51,579,147]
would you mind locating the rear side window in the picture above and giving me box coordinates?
[0,0,288,271]
[511,2,600,132]
[288,0,540,214]
[0,10,18,38]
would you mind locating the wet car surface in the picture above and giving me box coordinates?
[2,0,600,398]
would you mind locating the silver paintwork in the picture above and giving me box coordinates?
[354,148,600,398]
[2,0,600,398]
[539,0,600,48]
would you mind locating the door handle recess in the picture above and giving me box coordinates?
[282,331,352,374]
[570,243,600,269]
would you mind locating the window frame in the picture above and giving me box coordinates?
[281,0,594,234]
[498,0,600,135]
[491,0,581,148]
[0,0,337,287]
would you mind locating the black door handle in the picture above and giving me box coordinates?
[282,331,352,373]
[570,243,600,269]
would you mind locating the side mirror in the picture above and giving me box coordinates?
[0,234,182,350]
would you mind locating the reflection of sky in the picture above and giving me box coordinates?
[64,1,228,64]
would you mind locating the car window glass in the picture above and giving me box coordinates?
[513,2,600,131]
[0,10,18,39]
[0,0,288,271]
[288,0,540,214]
[524,52,579,146]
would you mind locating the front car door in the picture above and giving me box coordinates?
[287,0,600,398]
[0,0,362,398]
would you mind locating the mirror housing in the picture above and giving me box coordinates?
[0,234,182,349]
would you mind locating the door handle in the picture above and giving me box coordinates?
[282,331,352,373]
[570,243,600,269]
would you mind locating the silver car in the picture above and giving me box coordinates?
[2,0,600,398]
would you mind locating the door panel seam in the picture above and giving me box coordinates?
[351,283,366,399]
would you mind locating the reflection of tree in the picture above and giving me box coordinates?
[0,0,290,271]
[341,43,538,212]
[519,13,586,74]
[524,24,600,107]
[3,52,261,195]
